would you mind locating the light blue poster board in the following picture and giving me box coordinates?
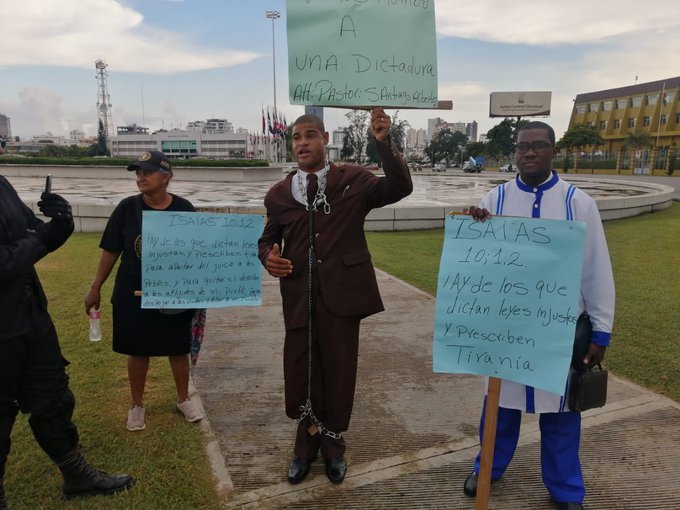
[286,0,438,108]
[141,211,264,309]
[433,215,586,395]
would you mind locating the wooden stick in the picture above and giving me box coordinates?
[475,377,502,510]
[134,290,142,296]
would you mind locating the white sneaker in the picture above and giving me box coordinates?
[176,399,203,423]
[127,406,146,431]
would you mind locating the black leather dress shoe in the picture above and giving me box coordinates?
[287,457,311,484]
[463,471,498,497]
[324,458,347,484]
[555,503,584,510]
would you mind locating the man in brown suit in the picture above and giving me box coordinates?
[258,108,412,485]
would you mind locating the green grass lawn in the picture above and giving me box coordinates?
[4,204,678,509]
[366,204,680,402]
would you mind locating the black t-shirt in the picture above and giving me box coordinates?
[100,193,195,306]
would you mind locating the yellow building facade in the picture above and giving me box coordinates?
[568,76,680,173]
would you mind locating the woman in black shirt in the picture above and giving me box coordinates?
[84,151,203,432]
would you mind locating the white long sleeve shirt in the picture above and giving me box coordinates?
[479,171,615,413]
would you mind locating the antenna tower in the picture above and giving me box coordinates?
[95,59,113,142]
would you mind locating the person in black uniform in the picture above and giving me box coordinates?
[0,145,134,509]
[84,151,203,432]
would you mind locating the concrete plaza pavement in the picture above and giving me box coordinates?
[191,270,680,510]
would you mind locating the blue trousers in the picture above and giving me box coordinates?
[473,399,585,503]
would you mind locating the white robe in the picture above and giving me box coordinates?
[480,172,615,413]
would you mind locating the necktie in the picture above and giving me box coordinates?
[307,173,319,206]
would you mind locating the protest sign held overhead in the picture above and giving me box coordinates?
[286,0,442,109]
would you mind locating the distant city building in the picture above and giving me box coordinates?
[466,121,478,142]
[3,134,63,154]
[0,113,11,140]
[305,106,324,122]
[406,128,427,148]
[325,128,346,161]
[427,118,478,142]
[117,124,149,135]
[569,76,680,160]
[450,122,467,135]
[69,129,85,141]
[427,117,443,140]
[478,133,489,143]
[331,128,346,146]
[186,118,234,134]
[111,126,248,159]
[31,133,66,145]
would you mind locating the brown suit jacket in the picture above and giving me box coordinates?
[258,139,412,331]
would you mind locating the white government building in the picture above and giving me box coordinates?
[111,119,249,159]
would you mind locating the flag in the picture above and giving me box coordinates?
[261,105,265,134]
[267,107,273,135]
[275,109,283,138]
[661,83,667,106]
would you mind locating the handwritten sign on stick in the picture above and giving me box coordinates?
[141,211,264,309]
[433,215,586,395]
[286,0,438,108]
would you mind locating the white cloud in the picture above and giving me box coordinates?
[7,87,65,136]
[578,30,680,92]
[436,0,678,45]
[0,0,261,73]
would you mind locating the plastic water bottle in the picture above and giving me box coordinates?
[89,308,102,342]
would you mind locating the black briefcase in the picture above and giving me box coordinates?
[568,312,608,412]
[569,363,608,412]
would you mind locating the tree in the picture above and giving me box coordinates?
[557,124,603,153]
[485,118,517,159]
[423,128,467,166]
[366,111,410,163]
[93,119,110,156]
[667,150,676,176]
[466,141,487,159]
[557,124,603,171]
[340,110,369,164]
[624,130,651,151]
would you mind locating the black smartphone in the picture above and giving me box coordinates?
[45,174,52,194]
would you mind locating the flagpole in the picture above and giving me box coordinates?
[656,82,665,149]
[266,11,280,163]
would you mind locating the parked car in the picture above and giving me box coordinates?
[499,163,516,172]
[433,163,446,172]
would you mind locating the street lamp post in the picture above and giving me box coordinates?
[265,10,280,162]
[265,10,280,112]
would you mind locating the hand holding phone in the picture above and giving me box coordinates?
[38,175,72,221]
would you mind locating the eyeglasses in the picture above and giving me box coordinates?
[515,141,553,153]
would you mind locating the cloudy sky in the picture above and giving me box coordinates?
[1,0,678,141]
